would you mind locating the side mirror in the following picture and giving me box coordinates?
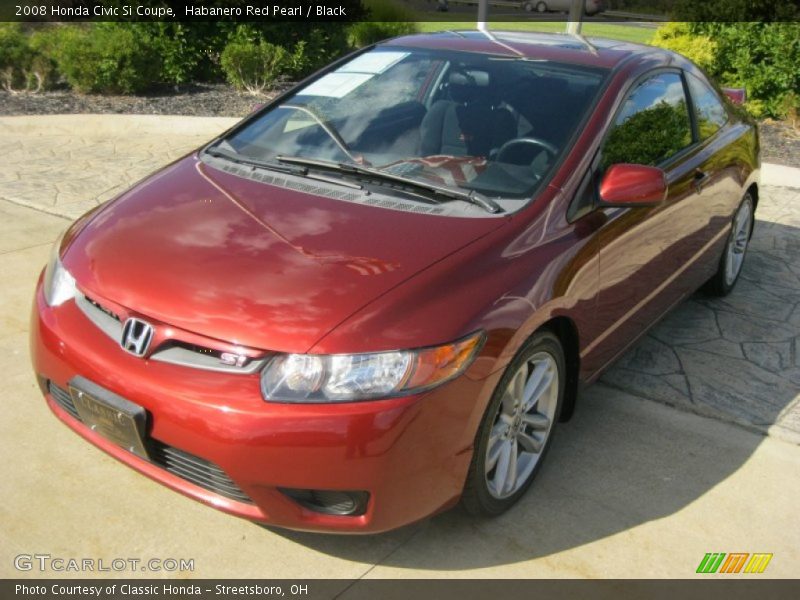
[599,164,667,207]
[722,87,746,105]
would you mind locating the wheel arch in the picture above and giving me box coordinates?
[539,316,580,422]
[747,182,759,210]
[745,182,758,239]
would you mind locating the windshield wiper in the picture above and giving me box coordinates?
[205,146,308,176]
[204,146,364,191]
[275,155,504,214]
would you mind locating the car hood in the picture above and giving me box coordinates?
[63,155,505,353]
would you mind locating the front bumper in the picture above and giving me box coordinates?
[30,277,494,533]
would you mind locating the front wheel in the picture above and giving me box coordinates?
[462,331,564,516]
[704,193,754,297]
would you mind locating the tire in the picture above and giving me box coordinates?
[704,193,754,297]
[536,2,548,13]
[523,2,534,11]
[462,330,565,516]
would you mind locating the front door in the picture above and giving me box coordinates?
[585,70,710,372]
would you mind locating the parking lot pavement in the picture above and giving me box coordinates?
[1,115,799,579]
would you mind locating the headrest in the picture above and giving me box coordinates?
[448,69,490,104]
[448,70,490,88]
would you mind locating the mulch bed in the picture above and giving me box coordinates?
[0,83,280,119]
[2,85,799,168]
[759,120,800,169]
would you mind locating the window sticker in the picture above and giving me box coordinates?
[297,72,374,98]
[297,51,410,98]
[338,51,410,75]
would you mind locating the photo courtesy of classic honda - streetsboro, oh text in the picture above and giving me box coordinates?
[31,30,759,533]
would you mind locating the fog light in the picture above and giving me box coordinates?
[279,488,369,516]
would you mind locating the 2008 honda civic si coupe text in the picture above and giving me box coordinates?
[31,31,759,533]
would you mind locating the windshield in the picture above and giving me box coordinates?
[216,47,608,202]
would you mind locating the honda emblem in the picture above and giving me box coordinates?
[120,317,154,357]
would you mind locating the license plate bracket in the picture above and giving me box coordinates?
[69,376,149,460]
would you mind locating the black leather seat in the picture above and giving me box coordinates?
[419,70,516,159]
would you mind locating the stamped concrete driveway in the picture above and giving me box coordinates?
[602,177,800,444]
[1,115,799,580]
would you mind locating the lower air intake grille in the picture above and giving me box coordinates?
[49,382,80,420]
[47,381,253,504]
[149,441,253,504]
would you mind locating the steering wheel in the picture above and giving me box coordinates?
[495,137,558,164]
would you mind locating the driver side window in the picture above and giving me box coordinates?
[570,72,693,221]
[601,72,693,171]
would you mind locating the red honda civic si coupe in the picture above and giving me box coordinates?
[31,32,759,533]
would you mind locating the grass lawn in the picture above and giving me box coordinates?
[415,21,656,45]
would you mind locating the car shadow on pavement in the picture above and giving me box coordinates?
[265,216,800,570]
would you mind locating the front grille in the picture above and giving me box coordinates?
[85,295,120,321]
[47,382,253,504]
[75,294,265,374]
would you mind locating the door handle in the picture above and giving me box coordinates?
[694,169,710,192]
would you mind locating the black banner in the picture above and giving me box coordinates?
[4,580,800,600]
[2,0,800,23]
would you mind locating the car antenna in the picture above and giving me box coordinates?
[474,1,527,59]
[568,32,599,56]
[565,0,599,55]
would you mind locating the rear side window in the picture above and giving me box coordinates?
[687,72,728,139]
[602,72,692,170]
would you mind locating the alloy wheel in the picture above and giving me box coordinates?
[724,197,753,286]
[484,351,559,499]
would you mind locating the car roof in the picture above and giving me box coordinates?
[381,30,668,70]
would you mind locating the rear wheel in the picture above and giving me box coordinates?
[536,1,548,12]
[705,193,754,297]
[462,331,564,516]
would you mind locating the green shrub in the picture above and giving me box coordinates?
[143,22,245,86]
[347,22,417,48]
[228,24,351,78]
[652,23,716,72]
[653,22,800,120]
[220,40,289,94]
[782,92,799,129]
[347,0,418,48]
[0,23,53,93]
[291,27,351,76]
[695,22,800,119]
[0,23,29,91]
[27,26,65,90]
[145,23,202,87]
[47,23,161,94]
[33,22,353,94]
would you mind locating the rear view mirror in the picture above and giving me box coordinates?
[599,164,667,207]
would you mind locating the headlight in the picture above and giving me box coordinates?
[43,232,77,307]
[261,331,484,403]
